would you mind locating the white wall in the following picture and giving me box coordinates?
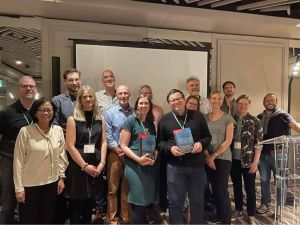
[0,16,294,118]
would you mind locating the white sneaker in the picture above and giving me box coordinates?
[247,216,255,225]
[256,204,270,214]
[232,210,243,219]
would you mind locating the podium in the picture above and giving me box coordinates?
[259,135,300,224]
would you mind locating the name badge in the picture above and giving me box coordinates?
[84,144,95,153]
[234,142,241,150]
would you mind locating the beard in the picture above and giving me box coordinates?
[24,93,35,100]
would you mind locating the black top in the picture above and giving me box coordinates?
[157,110,212,167]
[74,111,102,162]
[0,100,33,158]
[257,110,293,154]
[64,111,103,199]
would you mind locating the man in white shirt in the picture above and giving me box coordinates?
[186,77,211,115]
[96,70,118,114]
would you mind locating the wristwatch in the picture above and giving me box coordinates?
[213,152,219,157]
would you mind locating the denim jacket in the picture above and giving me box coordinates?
[233,113,263,168]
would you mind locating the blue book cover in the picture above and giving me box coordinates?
[138,134,156,159]
[173,128,194,153]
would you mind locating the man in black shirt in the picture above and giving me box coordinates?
[256,93,300,215]
[157,89,211,224]
[0,76,37,224]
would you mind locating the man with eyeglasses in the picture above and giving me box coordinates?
[157,89,211,224]
[0,76,37,224]
[52,68,81,223]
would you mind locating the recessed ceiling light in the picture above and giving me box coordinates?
[15,60,23,65]
[295,24,300,28]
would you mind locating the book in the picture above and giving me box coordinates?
[138,134,156,159]
[173,128,194,153]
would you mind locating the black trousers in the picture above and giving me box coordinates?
[206,159,232,224]
[131,204,160,224]
[19,182,57,224]
[69,198,94,224]
[0,157,17,224]
[230,159,256,216]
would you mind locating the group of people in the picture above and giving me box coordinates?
[0,68,299,225]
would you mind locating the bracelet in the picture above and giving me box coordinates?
[81,163,89,171]
[100,161,105,166]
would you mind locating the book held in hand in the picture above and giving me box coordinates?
[138,134,156,159]
[173,128,194,153]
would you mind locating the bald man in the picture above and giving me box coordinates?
[104,85,133,224]
[0,76,37,223]
[96,70,118,114]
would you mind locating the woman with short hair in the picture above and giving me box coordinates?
[230,95,263,224]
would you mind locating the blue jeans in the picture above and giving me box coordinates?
[258,153,276,206]
[167,164,206,224]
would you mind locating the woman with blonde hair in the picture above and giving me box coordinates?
[204,91,234,224]
[65,85,107,224]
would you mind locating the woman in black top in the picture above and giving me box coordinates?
[65,85,107,224]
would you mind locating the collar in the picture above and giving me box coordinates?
[103,88,116,97]
[117,104,133,113]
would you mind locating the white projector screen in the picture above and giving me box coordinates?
[75,41,209,112]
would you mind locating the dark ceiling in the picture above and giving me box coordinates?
[0,27,42,82]
[134,0,300,19]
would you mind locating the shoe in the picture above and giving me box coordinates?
[256,204,270,214]
[247,216,255,225]
[232,210,243,219]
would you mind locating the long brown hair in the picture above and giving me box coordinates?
[134,95,154,123]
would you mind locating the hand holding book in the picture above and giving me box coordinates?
[173,128,194,154]
[170,146,185,157]
[138,151,158,166]
[191,142,203,154]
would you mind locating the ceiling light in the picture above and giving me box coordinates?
[8,92,14,99]
[15,60,23,65]
[293,65,300,71]
[296,24,300,28]
[35,93,40,100]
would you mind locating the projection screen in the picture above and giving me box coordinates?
[74,40,210,112]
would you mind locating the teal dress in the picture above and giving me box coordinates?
[121,115,159,206]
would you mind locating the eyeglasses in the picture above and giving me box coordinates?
[19,84,36,89]
[169,97,184,103]
[37,108,53,113]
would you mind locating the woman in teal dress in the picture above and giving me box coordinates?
[120,95,159,224]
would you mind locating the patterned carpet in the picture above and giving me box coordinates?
[228,184,299,225]
[161,180,300,225]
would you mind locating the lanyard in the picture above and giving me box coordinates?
[172,111,187,129]
[23,113,32,125]
[85,118,93,144]
[140,120,148,135]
